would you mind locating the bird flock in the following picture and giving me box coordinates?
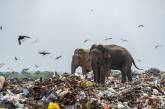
[0,27,63,71]
[0,23,163,72]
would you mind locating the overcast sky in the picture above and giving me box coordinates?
[0,0,165,72]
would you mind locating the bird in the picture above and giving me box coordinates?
[0,26,2,30]
[104,37,112,41]
[138,25,144,28]
[154,44,162,49]
[55,55,62,60]
[34,64,39,68]
[14,57,20,60]
[83,39,90,43]
[90,9,94,12]
[22,68,29,71]
[121,38,128,42]
[138,59,142,62]
[18,35,31,45]
[39,51,51,56]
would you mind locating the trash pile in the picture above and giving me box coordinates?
[0,70,165,109]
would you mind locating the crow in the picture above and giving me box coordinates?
[83,39,90,43]
[55,55,62,60]
[138,25,144,28]
[154,44,162,49]
[104,37,112,41]
[18,35,31,45]
[14,57,19,60]
[121,38,128,42]
[39,51,51,56]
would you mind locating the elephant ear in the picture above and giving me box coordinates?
[78,48,86,55]
[74,48,79,54]
[90,44,97,51]
[97,45,111,60]
[97,44,105,53]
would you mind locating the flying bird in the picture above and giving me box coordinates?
[104,37,112,41]
[121,38,128,42]
[138,59,142,62]
[138,25,144,28]
[22,68,29,71]
[34,64,39,68]
[83,39,90,43]
[18,35,31,45]
[154,44,162,49]
[14,57,20,60]
[90,9,94,12]
[55,55,62,60]
[39,51,51,56]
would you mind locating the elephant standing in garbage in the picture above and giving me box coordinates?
[90,44,143,84]
[71,48,92,75]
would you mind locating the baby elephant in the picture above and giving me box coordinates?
[71,48,92,75]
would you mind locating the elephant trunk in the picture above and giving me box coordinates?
[71,55,79,74]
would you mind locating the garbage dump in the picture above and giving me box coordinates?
[0,70,165,109]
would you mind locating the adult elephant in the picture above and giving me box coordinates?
[71,48,92,75]
[90,44,143,84]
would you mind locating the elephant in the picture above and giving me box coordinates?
[90,44,143,84]
[71,48,92,75]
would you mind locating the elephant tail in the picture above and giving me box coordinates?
[132,57,143,70]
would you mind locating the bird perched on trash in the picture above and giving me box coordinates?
[39,51,51,56]
[14,57,20,60]
[18,35,31,45]
[138,25,144,28]
[55,55,62,60]
[104,37,112,41]
[154,44,162,49]
[121,38,128,42]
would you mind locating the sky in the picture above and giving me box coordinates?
[0,0,165,72]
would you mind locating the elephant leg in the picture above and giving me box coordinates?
[121,71,127,83]
[121,66,129,83]
[92,66,98,83]
[100,73,105,84]
[127,69,132,81]
[100,67,106,84]
[82,67,87,78]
